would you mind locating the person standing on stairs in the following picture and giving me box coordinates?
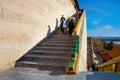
[60,15,65,33]
[62,19,67,34]
[68,17,75,36]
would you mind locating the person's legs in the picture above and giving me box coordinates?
[60,22,63,32]
[64,28,67,34]
[62,28,64,34]
[60,26,62,31]
[68,29,71,36]
[69,28,73,36]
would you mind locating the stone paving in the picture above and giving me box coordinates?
[0,67,120,80]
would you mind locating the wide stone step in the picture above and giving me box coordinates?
[54,30,66,33]
[49,36,70,38]
[48,37,71,39]
[30,51,71,56]
[47,38,72,41]
[15,61,67,70]
[35,47,72,52]
[50,35,71,38]
[39,43,72,47]
[44,41,72,44]
[22,55,70,63]
[49,34,70,37]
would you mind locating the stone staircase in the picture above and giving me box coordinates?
[15,29,72,75]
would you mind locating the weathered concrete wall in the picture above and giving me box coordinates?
[78,11,87,72]
[0,0,76,72]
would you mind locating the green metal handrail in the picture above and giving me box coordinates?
[66,10,85,74]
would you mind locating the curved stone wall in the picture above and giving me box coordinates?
[0,0,76,72]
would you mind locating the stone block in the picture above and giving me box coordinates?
[0,7,2,19]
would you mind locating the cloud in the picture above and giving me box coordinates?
[86,7,109,16]
[88,25,114,37]
[92,20,98,26]
[102,25,113,30]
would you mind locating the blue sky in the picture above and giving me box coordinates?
[78,0,120,37]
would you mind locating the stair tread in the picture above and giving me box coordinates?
[45,40,72,42]
[49,37,71,39]
[51,36,69,37]
[48,38,71,40]
[50,36,70,38]
[17,61,67,67]
[41,43,72,45]
[44,42,72,44]
[37,46,72,49]
[32,50,71,53]
[24,55,69,59]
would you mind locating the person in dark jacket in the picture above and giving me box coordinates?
[68,17,75,36]
[60,15,65,33]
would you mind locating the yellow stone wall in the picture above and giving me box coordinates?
[78,12,87,72]
[0,0,76,72]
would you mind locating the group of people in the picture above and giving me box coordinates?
[60,15,75,36]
